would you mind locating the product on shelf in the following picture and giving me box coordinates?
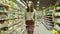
[0,0,26,34]
[14,19,19,23]
[52,2,60,34]
[8,7,13,12]
[8,20,14,26]
[47,10,53,15]
[8,13,14,20]
[0,4,9,26]
[54,4,60,23]
[43,8,54,30]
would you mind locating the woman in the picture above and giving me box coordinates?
[25,1,35,34]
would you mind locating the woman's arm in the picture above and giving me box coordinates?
[32,11,35,21]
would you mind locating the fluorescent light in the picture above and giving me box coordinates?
[16,0,27,8]
[37,1,40,4]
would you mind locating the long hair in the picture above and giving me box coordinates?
[27,1,34,12]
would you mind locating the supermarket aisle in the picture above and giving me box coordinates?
[34,11,52,34]
[34,22,52,34]
[34,16,52,34]
[23,11,52,34]
[39,23,52,34]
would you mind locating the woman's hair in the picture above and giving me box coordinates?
[27,1,34,12]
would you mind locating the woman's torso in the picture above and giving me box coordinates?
[26,12,34,20]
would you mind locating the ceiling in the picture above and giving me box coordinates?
[24,0,58,9]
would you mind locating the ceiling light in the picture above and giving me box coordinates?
[37,1,40,4]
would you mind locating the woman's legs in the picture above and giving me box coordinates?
[26,20,34,34]
[26,25,34,34]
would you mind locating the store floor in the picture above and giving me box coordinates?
[23,15,52,34]
[23,22,52,34]
[34,22,52,34]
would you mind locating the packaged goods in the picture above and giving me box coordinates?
[8,14,13,19]
[55,12,60,16]
[4,21,8,25]
[14,19,19,23]
[56,6,60,10]
[8,20,14,25]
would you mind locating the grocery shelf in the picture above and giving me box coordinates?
[19,28,25,34]
[7,22,25,34]
[0,25,8,29]
[55,9,60,11]
[0,2,10,7]
[0,0,57,34]
[0,0,26,34]
[8,20,23,27]
[0,10,8,13]
[0,17,20,20]
[0,2,21,12]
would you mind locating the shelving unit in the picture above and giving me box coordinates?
[0,0,26,34]
[53,3,60,24]
[43,8,54,30]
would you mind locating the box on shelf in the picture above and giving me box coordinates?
[14,14,19,18]
[8,20,14,25]
[47,11,52,15]
[8,7,13,12]
[8,14,14,19]
[56,6,60,10]
[14,19,19,23]
[54,12,60,16]
[54,18,60,23]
